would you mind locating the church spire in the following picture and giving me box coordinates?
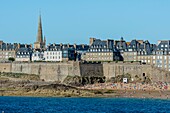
[37,14,43,43]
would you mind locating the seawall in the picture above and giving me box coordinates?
[0,62,170,82]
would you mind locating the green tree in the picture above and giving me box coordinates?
[8,57,15,62]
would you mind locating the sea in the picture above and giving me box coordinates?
[0,96,170,113]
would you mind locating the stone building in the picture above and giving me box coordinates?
[151,40,170,71]
[0,41,32,62]
[44,44,62,62]
[121,39,138,61]
[74,44,89,61]
[15,47,32,62]
[82,38,121,62]
[60,44,76,61]
[137,41,156,64]
[0,42,18,61]
[123,39,155,63]
[32,50,44,61]
[114,37,127,60]
[43,43,78,62]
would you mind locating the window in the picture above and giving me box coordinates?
[129,49,132,51]
[160,60,162,63]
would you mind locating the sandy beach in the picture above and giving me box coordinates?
[79,82,170,99]
[0,75,170,99]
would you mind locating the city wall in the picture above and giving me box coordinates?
[0,62,170,82]
[103,62,170,82]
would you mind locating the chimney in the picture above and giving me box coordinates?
[60,43,63,47]
[74,43,76,49]
[82,44,84,48]
[137,43,140,49]
[0,40,3,45]
[90,38,95,46]
[67,43,70,48]
[144,42,146,50]
[18,43,20,48]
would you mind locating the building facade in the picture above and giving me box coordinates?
[0,42,18,61]
[151,40,170,71]
[15,48,32,62]
[44,44,62,62]
[32,50,44,61]
[82,38,121,62]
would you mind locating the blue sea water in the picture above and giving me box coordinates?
[0,97,170,113]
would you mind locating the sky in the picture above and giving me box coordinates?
[0,0,170,45]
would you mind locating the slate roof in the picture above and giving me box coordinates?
[0,43,18,50]
[156,40,170,51]
[126,40,155,55]
[90,39,114,49]
[17,48,32,53]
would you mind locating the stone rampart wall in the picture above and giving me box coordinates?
[0,62,170,82]
[103,62,170,82]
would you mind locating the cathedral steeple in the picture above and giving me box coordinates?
[34,14,46,50]
[37,14,43,43]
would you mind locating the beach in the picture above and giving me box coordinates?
[79,82,170,99]
[0,74,170,99]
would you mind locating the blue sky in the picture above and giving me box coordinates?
[0,0,170,45]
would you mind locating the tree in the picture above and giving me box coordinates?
[8,57,15,62]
